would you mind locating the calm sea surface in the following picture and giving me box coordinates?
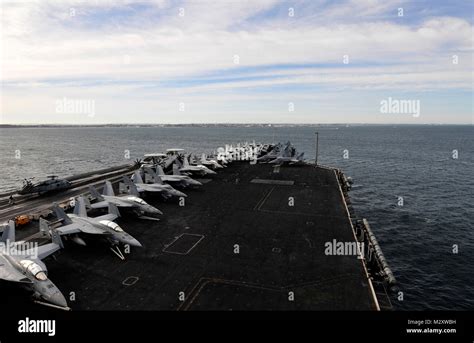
[0,125,472,310]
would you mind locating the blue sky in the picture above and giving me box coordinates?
[0,0,472,124]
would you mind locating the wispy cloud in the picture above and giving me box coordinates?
[1,0,472,124]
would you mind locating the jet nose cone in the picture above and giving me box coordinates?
[176,191,187,198]
[148,206,163,215]
[47,291,68,308]
[128,238,142,248]
[153,208,163,215]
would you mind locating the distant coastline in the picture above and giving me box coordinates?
[0,123,470,128]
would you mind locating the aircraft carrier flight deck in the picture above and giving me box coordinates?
[1,157,394,311]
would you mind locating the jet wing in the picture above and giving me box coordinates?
[94,214,118,222]
[55,223,84,235]
[137,185,164,193]
[267,158,282,164]
[90,200,110,209]
[0,257,32,283]
[0,267,32,283]
[23,242,60,260]
[56,222,106,235]
[110,199,134,207]
[91,199,133,208]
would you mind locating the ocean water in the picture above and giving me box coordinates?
[0,125,472,310]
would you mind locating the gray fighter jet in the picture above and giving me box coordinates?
[257,142,284,162]
[155,165,202,188]
[175,155,216,176]
[125,170,187,199]
[0,220,68,309]
[268,152,305,165]
[89,181,163,218]
[52,197,142,259]
[199,154,224,169]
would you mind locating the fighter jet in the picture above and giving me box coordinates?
[215,153,228,166]
[89,181,162,218]
[268,152,305,165]
[124,170,187,199]
[155,165,202,188]
[175,155,216,176]
[256,142,284,163]
[0,220,68,309]
[18,175,72,195]
[52,197,142,259]
[199,154,224,169]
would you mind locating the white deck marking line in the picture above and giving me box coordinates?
[163,233,205,255]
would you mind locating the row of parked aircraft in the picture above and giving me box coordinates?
[1,142,305,309]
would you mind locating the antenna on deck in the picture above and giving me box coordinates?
[315,132,319,166]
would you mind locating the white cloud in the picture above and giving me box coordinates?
[0,0,472,124]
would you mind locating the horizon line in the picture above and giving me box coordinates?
[1,123,472,127]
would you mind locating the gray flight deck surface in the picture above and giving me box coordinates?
[3,162,378,311]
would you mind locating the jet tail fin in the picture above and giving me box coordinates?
[156,165,165,176]
[50,228,64,249]
[133,170,144,184]
[282,146,291,157]
[53,204,73,225]
[145,167,163,185]
[108,203,121,218]
[122,176,140,196]
[1,220,15,243]
[172,163,181,176]
[103,181,115,196]
[89,185,104,201]
[83,196,92,209]
[164,155,177,169]
[73,197,88,218]
[39,217,51,236]
[183,155,190,167]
